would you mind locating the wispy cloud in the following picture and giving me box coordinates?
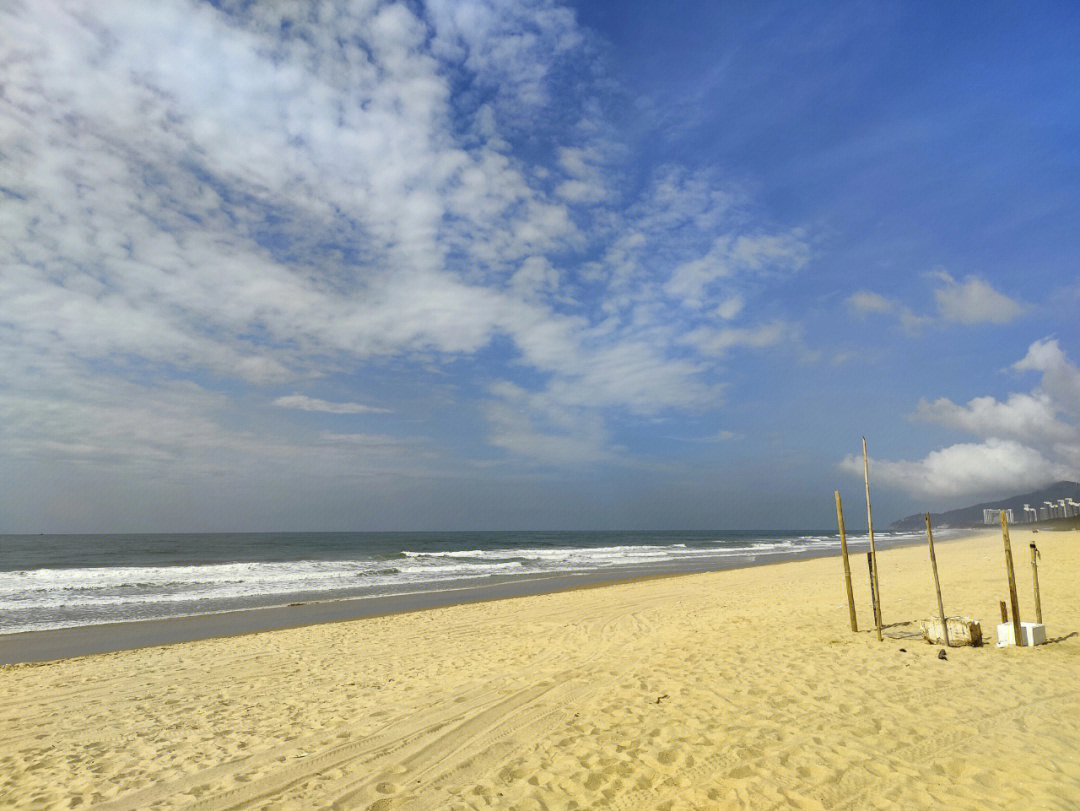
[275,395,391,415]
[0,0,832,534]
[847,271,1029,331]
[668,431,739,443]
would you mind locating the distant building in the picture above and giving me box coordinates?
[983,508,1015,524]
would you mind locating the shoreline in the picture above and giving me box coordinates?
[0,529,988,666]
[3,526,1077,809]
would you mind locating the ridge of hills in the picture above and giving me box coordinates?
[889,480,1080,531]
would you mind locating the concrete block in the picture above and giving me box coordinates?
[920,616,983,647]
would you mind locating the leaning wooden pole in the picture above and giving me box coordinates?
[1030,543,1043,624]
[835,491,858,632]
[924,513,950,647]
[862,437,883,641]
[1001,511,1023,646]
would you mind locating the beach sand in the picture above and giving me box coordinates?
[2,527,1078,810]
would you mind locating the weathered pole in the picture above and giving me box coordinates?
[1001,511,1023,646]
[924,513,950,647]
[1030,543,1043,624]
[866,552,878,630]
[835,491,858,632]
[862,437,883,641]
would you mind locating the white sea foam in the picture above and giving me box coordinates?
[0,531,936,633]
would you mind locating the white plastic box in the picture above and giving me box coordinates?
[996,621,1047,647]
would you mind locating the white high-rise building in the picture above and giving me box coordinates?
[984,508,1015,524]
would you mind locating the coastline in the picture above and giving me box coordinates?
[1,529,962,666]
[3,526,1077,810]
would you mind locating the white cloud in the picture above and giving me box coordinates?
[0,0,813,481]
[665,231,808,308]
[679,322,790,357]
[847,290,897,315]
[846,338,1080,498]
[848,272,1027,330]
[1013,338,1080,414]
[669,430,738,443]
[715,296,745,320]
[912,393,1070,444]
[841,438,1069,498]
[427,0,585,116]
[846,291,928,331]
[275,395,391,415]
[932,272,1029,324]
[554,179,607,203]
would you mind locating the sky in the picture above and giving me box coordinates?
[1,0,1078,533]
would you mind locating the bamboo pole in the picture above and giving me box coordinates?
[1001,511,1023,646]
[924,513,950,647]
[835,491,858,632]
[862,437,883,641]
[1030,543,1043,624]
[866,553,878,629]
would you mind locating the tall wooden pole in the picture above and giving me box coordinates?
[835,491,858,632]
[924,513,950,647]
[862,437,883,641]
[1030,543,1043,624]
[1001,511,1023,646]
[866,553,878,629]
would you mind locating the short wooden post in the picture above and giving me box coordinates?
[924,513,950,647]
[862,437,883,641]
[1000,601,1008,623]
[1001,511,1023,646]
[835,491,858,632]
[1030,543,1043,624]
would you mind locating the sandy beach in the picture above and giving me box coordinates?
[2,526,1078,810]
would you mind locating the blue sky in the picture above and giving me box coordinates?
[1,0,1077,533]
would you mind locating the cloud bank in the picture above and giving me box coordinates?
[842,339,1079,498]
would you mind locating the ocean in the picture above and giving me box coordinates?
[0,529,931,635]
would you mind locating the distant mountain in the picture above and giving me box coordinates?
[889,481,1080,531]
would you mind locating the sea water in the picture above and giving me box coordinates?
[0,529,930,634]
